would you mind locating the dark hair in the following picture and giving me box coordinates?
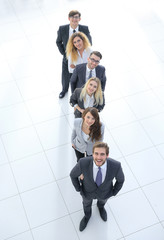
[90,51,102,60]
[82,107,102,141]
[93,142,109,155]
[68,10,81,18]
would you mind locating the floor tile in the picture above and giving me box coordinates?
[0,103,32,134]
[32,216,78,240]
[2,126,43,161]
[101,99,136,129]
[125,224,164,240]
[8,231,33,240]
[25,94,64,123]
[0,81,23,108]
[0,138,8,165]
[110,122,153,156]
[108,189,158,235]
[143,180,164,221]
[0,196,29,239]
[141,113,164,145]
[125,90,164,119]
[35,116,72,150]
[11,152,54,192]
[45,143,76,180]
[57,177,82,213]
[0,163,18,200]
[125,148,164,185]
[21,182,68,228]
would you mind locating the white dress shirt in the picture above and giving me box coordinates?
[69,26,79,37]
[68,48,92,73]
[83,93,95,109]
[93,160,107,183]
[86,65,96,81]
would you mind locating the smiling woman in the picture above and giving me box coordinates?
[70,77,105,118]
[71,107,105,161]
[66,31,92,73]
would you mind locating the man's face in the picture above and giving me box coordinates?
[87,54,100,70]
[69,14,81,28]
[93,147,108,167]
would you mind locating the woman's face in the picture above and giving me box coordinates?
[73,36,84,50]
[87,80,98,95]
[83,112,95,127]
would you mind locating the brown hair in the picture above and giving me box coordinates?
[68,10,81,18]
[92,142,109,155]
[90,51,102,60]
[82,107,102,141]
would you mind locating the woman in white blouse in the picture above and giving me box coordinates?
[71,107,105,161]
[70,77,105,118]
[66,31,91,74]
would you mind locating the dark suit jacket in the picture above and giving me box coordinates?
[70,63,106,93]
[56,24,92,57]
[70,88,105,118]
[70,157,125,200]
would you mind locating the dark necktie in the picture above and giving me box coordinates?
[96,167,102,186]
[73,29,76,33]
[88,70,92,79]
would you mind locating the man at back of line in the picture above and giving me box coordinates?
[56,10,92,98]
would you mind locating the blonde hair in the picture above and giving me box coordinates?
[66,31,91,63]
[80,77,103,106]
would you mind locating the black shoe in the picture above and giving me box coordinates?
[59,91,65,98]
[79,216,89,231]
[98,207,107,221]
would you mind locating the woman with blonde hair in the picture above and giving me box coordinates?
[66,31,91,74]
[70,77,105,118]
[71,107,105,161]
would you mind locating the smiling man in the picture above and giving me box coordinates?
[70,51,106,93]
[70,142,125,231]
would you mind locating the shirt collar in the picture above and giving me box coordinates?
[69,25,79,33]
[93,160,107,169]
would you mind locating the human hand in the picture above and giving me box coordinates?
[70,64,76,69]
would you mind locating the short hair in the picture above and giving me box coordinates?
[92,142,109,155]
[90,51,102,60]
[68,10,81,18]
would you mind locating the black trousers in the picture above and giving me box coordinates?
[61,57,72,93]
[82,195,108,219]
[74,149,85,162]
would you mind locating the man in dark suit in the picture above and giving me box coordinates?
[70,51,107,93]
[70,142,125,231]
[56,10,92,98]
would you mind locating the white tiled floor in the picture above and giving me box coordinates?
[0,0,164,239]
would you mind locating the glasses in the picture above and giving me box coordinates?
[90,57,100,64]
[70,16,80,19]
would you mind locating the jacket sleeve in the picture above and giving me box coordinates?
[100,123,105,141]
[71,120,77,144]
[70,67,78,93]
[70,162,82,192]
[97,93,105,112]
[101,67,106,91]
[86,27,92,45]
[70,89,79,107]
[113,163,125,196]
[56,26,65,55]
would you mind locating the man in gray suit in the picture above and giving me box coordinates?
[56,10,92,98]
[70,142,125,231]
[70,51,106,93]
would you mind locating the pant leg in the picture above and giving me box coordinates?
[82,195,93,219]
[97,198,108,208]
[62,57,70,93]
[74,149,85,162]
